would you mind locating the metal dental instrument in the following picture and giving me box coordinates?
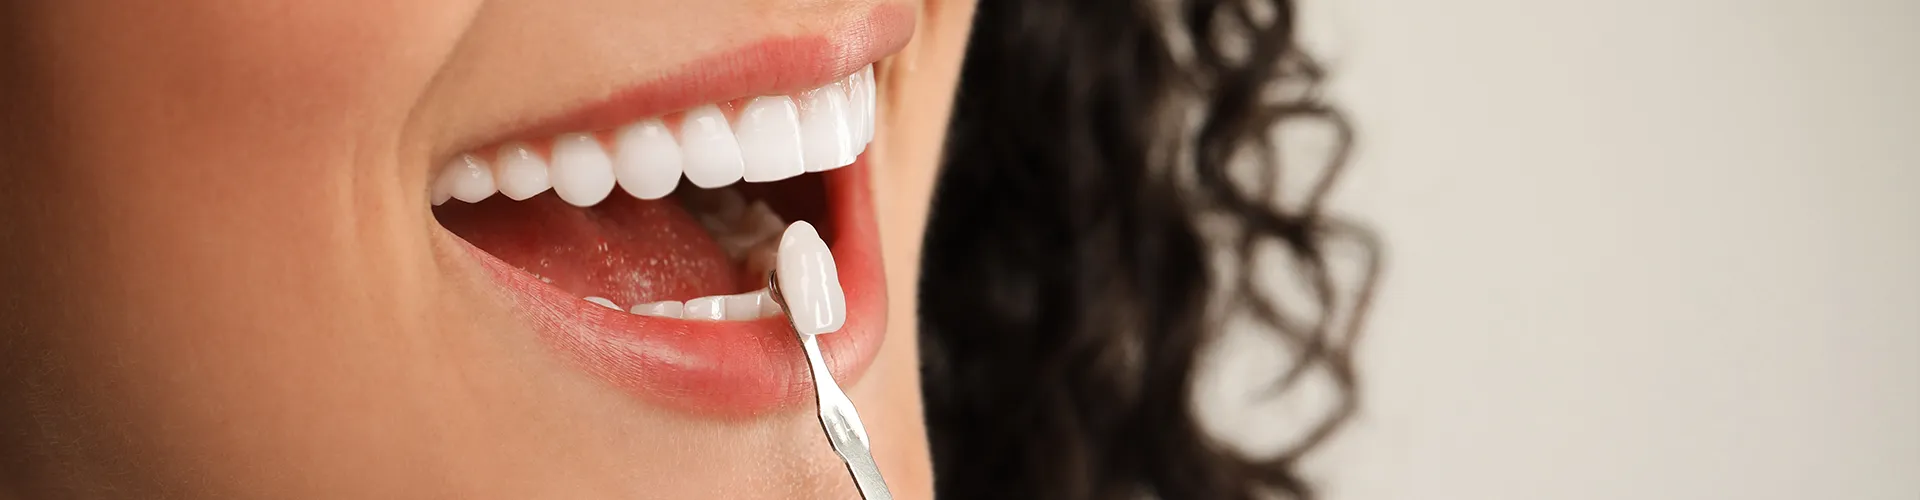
[769,273,893,500]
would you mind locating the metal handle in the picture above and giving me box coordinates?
[800,334,891,500]
[771,273,892,500]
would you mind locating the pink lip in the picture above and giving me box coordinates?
[448,5,910,417]
[468,3,915,152]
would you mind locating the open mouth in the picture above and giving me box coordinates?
[434,66,873,319]
[428,56,892,417]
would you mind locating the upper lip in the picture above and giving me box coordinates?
[440,3,915,163]
[437,4,912,417]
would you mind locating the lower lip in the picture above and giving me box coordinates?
[457,158,886,417]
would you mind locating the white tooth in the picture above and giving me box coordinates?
[679,104,746,188]
[683,295,727,321]
[850,65,877,145]
[431,184,452,206]
[613,119,683,200]
[583,296,620,310]
[549,133,617,207]
[799,85,858,172]
[723,289,773,320]
[774,221,845,335]
[736,96,808,182]
[759,293,784,318]
[847,69,871,147]
[494,142,551,200]
[630,300,685,318]
[441,154,499,203]
[864,65,877,144]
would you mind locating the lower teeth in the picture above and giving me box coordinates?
[582,284,781,321]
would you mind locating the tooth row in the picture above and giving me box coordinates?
[432,65,878,207]
[581,289,783,321]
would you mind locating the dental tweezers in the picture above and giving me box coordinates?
[769,274,893,500]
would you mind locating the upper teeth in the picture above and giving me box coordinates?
[432,65,878,207]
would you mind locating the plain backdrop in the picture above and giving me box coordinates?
[1197,1,1920,499]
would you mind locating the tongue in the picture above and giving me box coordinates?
[436,193,742,308]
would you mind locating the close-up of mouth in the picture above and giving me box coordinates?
[16,0,1914,498]
[424,29,901,417]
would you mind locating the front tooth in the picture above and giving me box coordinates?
[758,292,784,317]
[683,295,727,320]
[441,154,499,203]
[774,221,845,335]
[736,96,807,182]
[494,142,552,200]
[549,133,617,207]
[583,296,621,310]
[679,104,746,188]
[613,119,683,200]
[799,85,857,172]
[630,301,685,318]
[723,289,774,320]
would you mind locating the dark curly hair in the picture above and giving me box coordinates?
[918,0,1381,498]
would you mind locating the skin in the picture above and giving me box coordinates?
[0,0,975,498]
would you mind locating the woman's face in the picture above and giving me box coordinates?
[0,0,973,497]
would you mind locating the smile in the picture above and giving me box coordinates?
[427,7,911,417]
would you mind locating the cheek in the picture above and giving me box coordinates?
[0,2,484,494]
[36,0,476,178]
[13,1,485,334]
[874,0,976,247]
[857,3,979,496]
[872,0,975,308]
[17,0,485,296]
[20,1,472,205]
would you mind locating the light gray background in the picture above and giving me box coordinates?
[1199,1,1920,499]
